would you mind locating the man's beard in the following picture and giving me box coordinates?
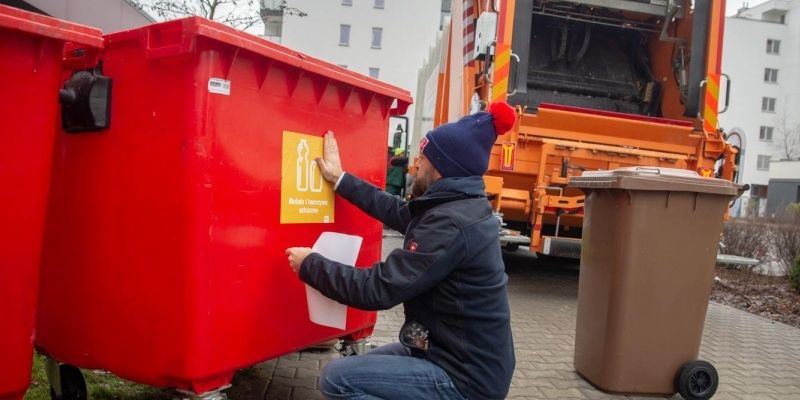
[411,174,431,198]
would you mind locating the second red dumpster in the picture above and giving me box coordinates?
[36,17,411,397]
[0,5,102,400]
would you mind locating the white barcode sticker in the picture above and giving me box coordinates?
[208,78,231,95]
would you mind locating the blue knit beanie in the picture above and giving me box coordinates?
[421,102,516,178]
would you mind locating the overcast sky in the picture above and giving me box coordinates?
[726,0,768,15]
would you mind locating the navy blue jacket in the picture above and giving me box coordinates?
[300,173,515,399]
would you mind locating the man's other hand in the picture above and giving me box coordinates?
[286,247,313,273]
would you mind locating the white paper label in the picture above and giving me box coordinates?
[305,232,362,330]
[208,78,231,95]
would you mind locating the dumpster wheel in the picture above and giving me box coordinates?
[676,360,718,400]
[49,364,87,400]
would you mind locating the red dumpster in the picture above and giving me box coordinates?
[0,5,102,400]
[35,17,411,397]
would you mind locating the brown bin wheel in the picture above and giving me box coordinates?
[49,364,87,400]
[676,360,718,400]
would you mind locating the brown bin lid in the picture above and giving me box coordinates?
[568,167,742,196]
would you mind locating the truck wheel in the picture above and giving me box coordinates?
[49,364,87,400]
[676,360,718,400]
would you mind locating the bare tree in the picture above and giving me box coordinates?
[129,0,307,31]
[773,107,800,161]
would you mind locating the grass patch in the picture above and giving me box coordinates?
[24,355,273,400]
[26,355,174,400]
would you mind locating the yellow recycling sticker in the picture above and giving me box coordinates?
[280,131,335,224]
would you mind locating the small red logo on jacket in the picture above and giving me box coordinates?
[408,241,418,252]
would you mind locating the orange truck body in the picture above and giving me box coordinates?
[431,0,738,257]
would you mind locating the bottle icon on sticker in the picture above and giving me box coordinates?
[296,139,310,192]
[296,139,324,193]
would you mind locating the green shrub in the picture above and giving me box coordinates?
[791,256,800,293]
[786,203,800,220]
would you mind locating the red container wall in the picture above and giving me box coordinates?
[0,5,102,400]
[36,18,410,394]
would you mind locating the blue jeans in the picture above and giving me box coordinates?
[319,342,467,400]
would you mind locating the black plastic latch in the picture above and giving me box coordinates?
[60,63,111,133]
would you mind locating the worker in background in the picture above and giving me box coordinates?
[285,102,517,400]
[386,147,408,197]
[404,157,417,200]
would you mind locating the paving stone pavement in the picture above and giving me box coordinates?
[257,234,800,400]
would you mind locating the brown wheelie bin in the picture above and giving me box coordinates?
[569,167,742,400]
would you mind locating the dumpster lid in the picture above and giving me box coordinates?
[104,17,412,115]
[568,167,743,196]
[0,4,103,47]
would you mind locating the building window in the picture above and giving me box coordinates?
[757,155,771,171]
[780,14,786,24]
[339,24,350,46]
[368,67,380,79]
[751,184,768,198]
[342,0,352,6]
[759,126,774,141]
[762,97,776,112]
[764,68,778,83]
[375,0,385,8]
[371,27,383,49]
[767,39,781,54]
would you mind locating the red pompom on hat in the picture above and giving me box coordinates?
[489,102,516,135]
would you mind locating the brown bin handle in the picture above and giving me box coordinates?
[736,183,750,197]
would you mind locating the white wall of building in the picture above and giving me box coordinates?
[721,0,800,216]
[278,0,441,147]
[770,160,800,179]
[412,18,448,160]
[21,0,152,32]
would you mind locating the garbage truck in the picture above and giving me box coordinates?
[429,0,740,259]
